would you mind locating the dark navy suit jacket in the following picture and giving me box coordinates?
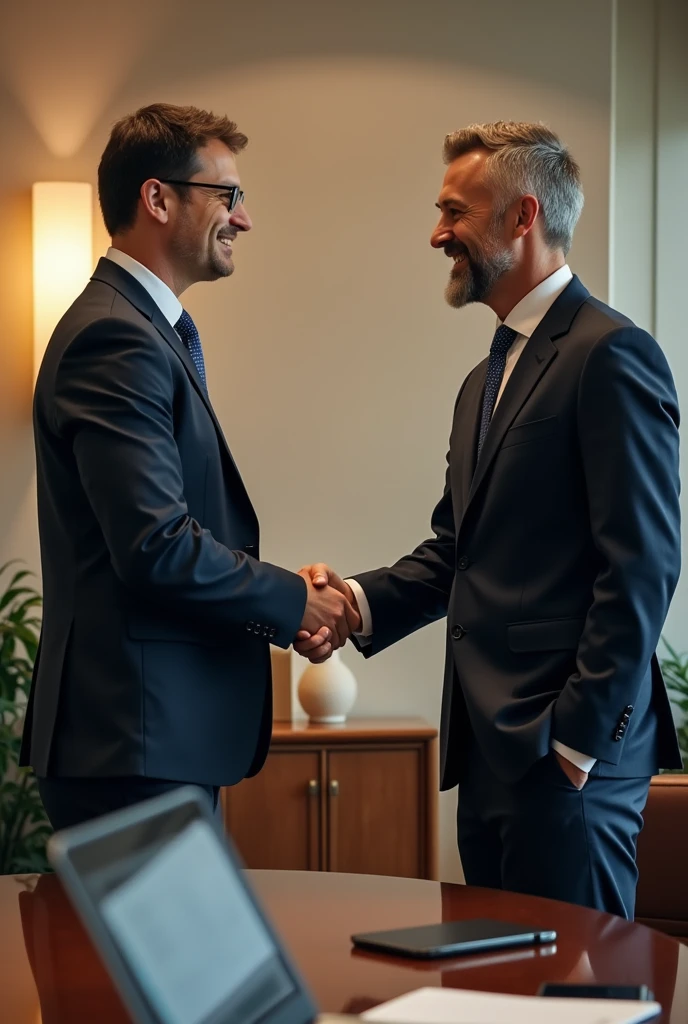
[21,258,307,786]
[354,277,682,785]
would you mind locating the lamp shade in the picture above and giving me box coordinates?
[32,182,93,382]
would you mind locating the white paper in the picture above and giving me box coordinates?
[361,986,661,1024]
[101,819,289,1024]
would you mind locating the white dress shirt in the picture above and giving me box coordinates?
[105,247,182,327]
[348,264,596,773]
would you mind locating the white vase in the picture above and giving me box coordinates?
[297,649,358,724]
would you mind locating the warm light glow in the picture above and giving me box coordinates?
[32,182,92,382]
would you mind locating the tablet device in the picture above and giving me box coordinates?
[351,919,557,959]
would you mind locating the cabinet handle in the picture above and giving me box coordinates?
[328,779,339,871]
[307,780,320,870]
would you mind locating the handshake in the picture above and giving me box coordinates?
[294,563,360,664]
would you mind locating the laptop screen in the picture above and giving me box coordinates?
[49,788,316,1024]
[100,818,294,1024]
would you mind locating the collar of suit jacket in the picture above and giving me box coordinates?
[500,264,574,339]
[90,256,211,404]
[104,247,182,327]
[92,256,174,324]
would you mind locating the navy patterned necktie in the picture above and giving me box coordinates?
[175,309,208,393]
[476,324,519,460]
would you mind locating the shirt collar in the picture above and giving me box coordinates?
[500,264,573,338]
[105,247,183,328]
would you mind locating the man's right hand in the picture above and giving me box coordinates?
[297,569,360,651]
[302,563,355,602]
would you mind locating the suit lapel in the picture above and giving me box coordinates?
[91,258,253,511]
[467,328,558,503]
[463,275,590,515]
[453,363,487,512]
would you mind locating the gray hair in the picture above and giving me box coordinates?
[443,121,584,254]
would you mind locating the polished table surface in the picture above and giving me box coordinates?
[1,869,687,1022]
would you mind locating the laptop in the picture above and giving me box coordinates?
[47,786,356,1024]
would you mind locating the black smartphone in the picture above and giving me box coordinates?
[538,983,654,1001]
[351,919,557,959]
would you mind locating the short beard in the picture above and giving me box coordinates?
[171,205,235,283]
[208,245,234,280]
[444,233,515,309]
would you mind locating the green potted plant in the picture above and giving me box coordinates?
[0,562,51,873]
[660,637,688,773]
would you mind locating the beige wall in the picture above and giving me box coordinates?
[0,0,614,880]
[610,0,687,647]
[655,0,688,644]
[610,0,656,332]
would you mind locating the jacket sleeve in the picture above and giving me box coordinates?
[552,326,681,762]
[52,317,306,648]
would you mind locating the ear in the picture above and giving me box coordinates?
[139,179,171,225]
[513,194,539,239]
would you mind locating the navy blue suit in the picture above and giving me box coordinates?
[21,258,307,827]
[353,277,681,917]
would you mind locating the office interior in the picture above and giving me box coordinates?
[0,0,687,1019]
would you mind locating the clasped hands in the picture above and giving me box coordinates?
[295,564,358,663]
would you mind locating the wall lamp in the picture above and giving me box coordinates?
[32,182,92,383]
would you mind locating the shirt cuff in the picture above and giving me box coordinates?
[551,739,596,774]
[345,578,372,638]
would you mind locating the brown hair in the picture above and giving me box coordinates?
[98,102,248,236]
[443,121,583,254]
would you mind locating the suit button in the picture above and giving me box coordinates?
[269,628,277,639]
[451,625,466,640]
[458,556,469,571]
[624,705,634,714]
[246,621,254,632]
[253,624,262,635]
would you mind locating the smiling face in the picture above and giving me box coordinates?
[168,137,252,287]
[430,148,516,309]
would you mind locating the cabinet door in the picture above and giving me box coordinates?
[326,748,423,878]
[223,751,321,870]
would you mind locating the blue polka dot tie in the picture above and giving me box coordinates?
[476,324,519,460]
[175,309,208,394]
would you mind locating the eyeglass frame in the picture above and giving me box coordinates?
[158,179,245,211]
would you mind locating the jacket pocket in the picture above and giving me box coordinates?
[501,415,558,449]
[126,615,226,647]
[507,617,584,652]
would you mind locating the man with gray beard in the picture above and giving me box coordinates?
[295,121,682,919]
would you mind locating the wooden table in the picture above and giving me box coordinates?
[2,870,687,1022]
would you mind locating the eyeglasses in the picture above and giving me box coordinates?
[158,179,245,211]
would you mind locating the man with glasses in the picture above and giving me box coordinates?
[22,103,358,830]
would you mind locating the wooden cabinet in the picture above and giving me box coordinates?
[222,751,321,871]
[222,718,438,879]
